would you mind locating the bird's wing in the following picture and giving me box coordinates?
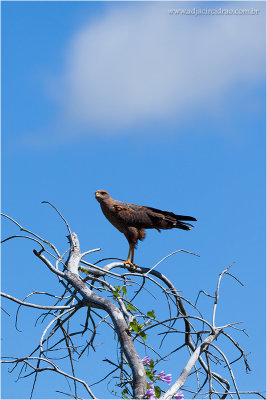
[113,202,196,230]
[113,203,174,229]
[113,203,152,226]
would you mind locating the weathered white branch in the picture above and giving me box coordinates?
[41,201,72,235]
[32,231,147,399]
[40,308,76,353]
[145,249,200,275]
[1,357,96,399]
[1,235,45,249]
[65,233,81,274]
[209,342,240,399]
[212,264,234,327]
[1,213,61,257]
[80,248,101,258]
[33,250,65,278]
[161,329,222,400]
[1,292,76,310]
[61,232,147,398]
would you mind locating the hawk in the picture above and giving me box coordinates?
[95,190,197,266]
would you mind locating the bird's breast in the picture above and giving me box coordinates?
[100,202,127,233]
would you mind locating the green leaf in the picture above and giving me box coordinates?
[129,321,139,333]
[137,323,143,331]
[78,267,88,275]
[122,389,128,399]
[154,385,162,398]
[122,286,127,296]
[112,291,120,297]
[146,370,154,380]
[147,310,156,319]
[114,285,121,292]
[149,359,155,369]
[126,304,137,312]
[139,331,147,340]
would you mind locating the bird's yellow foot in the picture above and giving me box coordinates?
[123,260,138,269]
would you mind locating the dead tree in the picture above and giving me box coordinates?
[0,203,264,399]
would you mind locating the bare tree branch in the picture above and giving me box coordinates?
[1,208,262,400]
[1,292,77,310]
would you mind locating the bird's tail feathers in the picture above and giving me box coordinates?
[147,206,197,222]
[174,214,197,222]
[175,221,193,230]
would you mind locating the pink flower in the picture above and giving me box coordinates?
[157,371,172,385]
[142,356,150,366]
[174,390,184,399]
[145,382,155,399]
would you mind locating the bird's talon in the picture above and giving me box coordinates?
[123,261,138,270]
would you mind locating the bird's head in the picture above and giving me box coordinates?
[95,190,110,202]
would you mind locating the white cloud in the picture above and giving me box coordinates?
[55,3,265,135]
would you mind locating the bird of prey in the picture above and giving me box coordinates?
[95,190,197,267]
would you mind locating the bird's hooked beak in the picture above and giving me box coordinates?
[95,191,103,201]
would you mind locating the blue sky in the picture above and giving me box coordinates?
[1,1,266,399]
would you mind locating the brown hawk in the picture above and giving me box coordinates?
[95,190,197,266]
